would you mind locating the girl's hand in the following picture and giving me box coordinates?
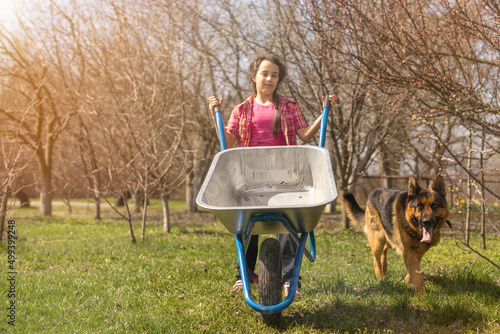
[322,94,338,105]
[208,96,224,115]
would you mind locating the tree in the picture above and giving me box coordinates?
[0,1,87,215]
[181,1,412,226]
[0,94,34,240]
[293,0,499,242]
[181,0,266,212]
[73,0,197,239]
[258,1,410,226]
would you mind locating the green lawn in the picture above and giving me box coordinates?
[1,203,499,333]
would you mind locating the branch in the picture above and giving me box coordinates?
[457,241,500,270]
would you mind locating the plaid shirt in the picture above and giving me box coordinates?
[226,95,307,147]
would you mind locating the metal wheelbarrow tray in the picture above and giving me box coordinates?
[196,145,337,236]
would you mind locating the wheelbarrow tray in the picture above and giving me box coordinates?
[196,146,337,235]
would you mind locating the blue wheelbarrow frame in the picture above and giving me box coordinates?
[197,98,335,314]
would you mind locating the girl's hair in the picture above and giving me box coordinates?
[249,54,287,138]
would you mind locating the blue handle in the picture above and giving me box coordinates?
[308,230,316,259]
[313,95,332,258]
[214,105,227,151]
[318,96,331,148]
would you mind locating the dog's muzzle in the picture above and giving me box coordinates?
[420,219,435,243]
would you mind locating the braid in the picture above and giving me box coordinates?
[272,93,281,138]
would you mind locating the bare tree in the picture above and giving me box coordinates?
[176,1,411,227]
[0,0,91,215]
[180,0,261,213]
[0,142,25,241]
[0,94,35,240]
[69,0,198,239]
[289,0,499,245]
[247,1,409,226]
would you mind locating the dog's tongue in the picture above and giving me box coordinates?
[421,226,433,243]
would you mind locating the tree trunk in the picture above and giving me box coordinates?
[39,173,52,216]
[162,193,170,233]
[141,192,148,241]
[381,154,394,188]
[480,133,486,250]
[38,154,52,216]
[465,129,472,246]
[124,200,136,243]
[324,136,337,213]
[16,191,30,208]
[0,184,10,241]
[92,171,101,220]
[128,218,136,243]
[186,151,203,213]
[39,192,52,216]
[340,189,350,230]
[94,194,101,220]
[133,191,142,213]
[324,199,337,213]
[186,170,198,212]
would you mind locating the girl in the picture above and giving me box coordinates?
[208,54,336,296]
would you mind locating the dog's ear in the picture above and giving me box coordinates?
[408,175,421,197]
[432,174,446,197]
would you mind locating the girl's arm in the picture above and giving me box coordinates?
[208,96,237,148]
[223,131,237,148]
[296,115,323,143]
[296,95,337,143]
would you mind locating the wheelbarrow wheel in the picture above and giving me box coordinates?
[258,237,282,325]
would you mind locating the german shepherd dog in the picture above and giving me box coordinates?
[343,175,450,294]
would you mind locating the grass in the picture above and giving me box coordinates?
[1,201,499,333]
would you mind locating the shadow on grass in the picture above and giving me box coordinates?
[271,275,495,333]
[278,297,485,333]
[427,273,500,298]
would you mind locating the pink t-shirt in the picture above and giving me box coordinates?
[226,95,307,147]
[249,101,286,146]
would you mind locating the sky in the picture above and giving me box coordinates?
[0,0,21,26]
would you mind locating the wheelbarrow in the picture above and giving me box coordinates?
[196,98,337,324]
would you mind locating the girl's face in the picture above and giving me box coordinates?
[252,60,280,98]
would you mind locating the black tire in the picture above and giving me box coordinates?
[258,237,282,325]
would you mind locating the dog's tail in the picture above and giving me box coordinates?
[342,192,366,230]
